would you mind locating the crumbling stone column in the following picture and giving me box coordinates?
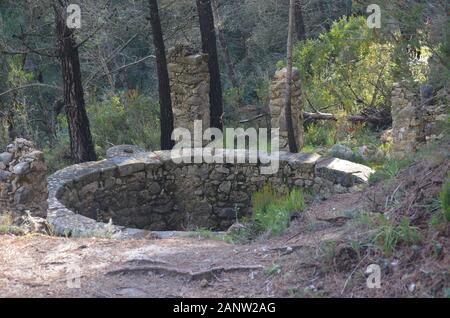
[390,82,425,159]
[0,138,48,218]
[167,45,210,146]
[269,67,304,151]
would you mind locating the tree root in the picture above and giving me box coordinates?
[106,264,265,282]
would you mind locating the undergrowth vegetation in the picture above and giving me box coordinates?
[204,185,308,244]
[0,213,23,235]
[371,215,422,256]
[439,179,450,222]
[252,185,306,236]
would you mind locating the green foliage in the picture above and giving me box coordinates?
[372,215,422,256]
[87,93,160,158]
[439,179,450,221]
[304,123,336,148]
[369,159,404,184]
[252,185,305,236]
[292,16,394,115]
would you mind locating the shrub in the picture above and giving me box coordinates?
[292,16,394,116]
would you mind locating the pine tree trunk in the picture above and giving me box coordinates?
[149,0,174,150]
[294,0,306,41]
[54,3,96,163]
[211,0,242,107]
[285,0,298,153]
[196,0,224,130]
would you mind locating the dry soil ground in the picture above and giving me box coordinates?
[0,192,364,298]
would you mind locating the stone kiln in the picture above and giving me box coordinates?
[47,148,373,238]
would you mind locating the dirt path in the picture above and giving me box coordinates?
[0,193,366,298]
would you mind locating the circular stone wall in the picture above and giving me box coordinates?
[47,149,373,238]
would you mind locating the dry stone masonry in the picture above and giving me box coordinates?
[47,148,374,238]
[390,82,449,159]
[423,87,449,141]
[269,67,304,151]
[0,138,48,218]
[168,45,210,145]
[390,82,425,159]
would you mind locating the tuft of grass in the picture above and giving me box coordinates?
[371,215,422,256]
[265,263,282,277]
[252,186,306,236]
[0,214,24,236]
[439,179,450,221]
[192,228,216,240]
[225,221,264,244]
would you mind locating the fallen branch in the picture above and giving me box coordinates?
[240,111,388,125]
[304,112,387,125]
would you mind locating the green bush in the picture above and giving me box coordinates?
[87,92,160,158]
[252,185,305,236]
[439,179,450,221]
[292,16,394,116]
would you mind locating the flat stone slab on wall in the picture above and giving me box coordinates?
[47,149,374,238]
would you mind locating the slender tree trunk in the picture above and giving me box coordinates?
[294,0,306,41]
[54,3,96,163]
[285,0,298,153]
[196,0,224,130]
[211,0,242,107]
[148,0,174,150]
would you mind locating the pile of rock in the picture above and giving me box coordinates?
[390,82,425,159]
[0,138,48,218]
[423,87,449,141]
[268,67,304,151]
[167,45,210,145]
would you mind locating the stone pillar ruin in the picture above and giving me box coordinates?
[390,82,425,159]
[167,45,210,146]
[269,67,304,151]
[0,138,48,218]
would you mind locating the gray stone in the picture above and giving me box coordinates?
[14,186,32,205]
[13,162,30,175]
[316,157,374,187]
[329,144,353,160]
[148,182,161,195]
[0,170,12,181]
[106,145,146,159]
[218,181,232,194]
[0,152,13,165]
[230,191,249,203]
